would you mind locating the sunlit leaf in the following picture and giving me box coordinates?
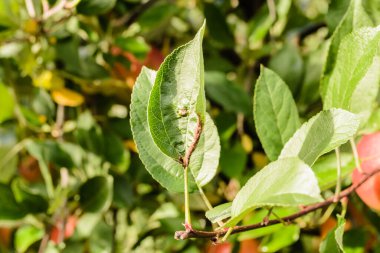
[226,157,322,227]
[147,22,206,160]
[322,26,380,111]
[254,66,300,161]
[280,109,360,166]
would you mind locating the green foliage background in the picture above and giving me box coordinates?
[1,0,380,252]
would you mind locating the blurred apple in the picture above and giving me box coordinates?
[206,239,259,253]
[0,227,12,247]
[50,215,78,244]
[351,132,380,211]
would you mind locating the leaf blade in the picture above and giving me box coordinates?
[280,109,360,166]
[226,157,322,226]
[147,22,206,160]
[254,67,300,161]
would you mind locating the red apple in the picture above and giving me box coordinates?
[239,239,259,253]
[351,132,380,211]
[206,242,232,253]
[50,215,77,244]
[206,239,259,253]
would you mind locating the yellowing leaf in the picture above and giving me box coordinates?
[23,19,39,34]
[51,88,84,107]
[33,70,64,90]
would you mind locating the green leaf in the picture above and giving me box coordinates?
[220,141,247,178]
[147,22,206,160]
[313,153,355,190]
[11,178,48,214]
[0,183,26,221]
[131,67,220,192]
[188,113,220,187]
[268,42,303,94]
[320,215,346,253]
[0,83,14,123]
[130,67,194,192]
[104,132,130,172]
[15,225,44,253]
[0,125,18,183]
[226,157,322,227]
[88,220,113,253]
[322,0,373,87]
[204,3,234,48]
[205,202,232,224]
[238,207,298,240]
[77,0,116,15]
[279,109,360,166]
[322,26,380,110]
[205,71,251,115]
[254,67,300,161]
[79,176,113,213]
[259,225,300,252]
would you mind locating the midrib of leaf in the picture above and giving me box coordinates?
[182,47,198,154]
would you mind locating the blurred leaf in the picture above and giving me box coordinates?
[312,153,355,190]
[114,37,150,59]
[226,157,322,227]
[0,42,23,58]
[112,174,133,208]
[51,88,84,107]
[89,220,113,253]
[15,225,44,253]
[147,22,206,160]
[55,38,108,79]
[298,43,328,109]
[11,178,48,214]
[326,0,350,31]
[0,183,26,221]
[77,0,116,15]
[204,3,234,48]
[75,213,102,239]
[259,225,300,252]
[220,141,247,178]
[323,0,372,83]
[32,70,64,90]
[205,71,251,115]
[248,5,272,49]
[79,175,113,213]
[238,207,298,240]
[205,202,231,224]
[0,125,18,183]
[322,26,380,111]
[320,215,346,253]
[32,89,55,119]
[363,0,380,25]
[76,111,104,155]
[254,67,300,161]
[137,3,177,30]
[268,42,303,94]
[279,109,360,166]
[104,132,130,172]
[0,83,14,123]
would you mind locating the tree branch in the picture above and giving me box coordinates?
[174,168,380,241]
[112,0,160,27]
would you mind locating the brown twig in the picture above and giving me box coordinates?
[182,114,202,167]
[112,0,160,27]
[174,168,380,240]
